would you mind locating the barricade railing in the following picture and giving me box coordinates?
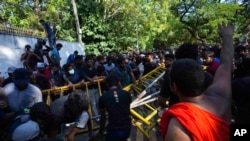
[42,78,105,134]
[124,66,166,139]
[41,66,166,138]
[42,78,105,105]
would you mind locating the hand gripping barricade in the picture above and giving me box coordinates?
[41,66,166,139]
[42,78,105,136]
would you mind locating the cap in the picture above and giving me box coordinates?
[12,120,40,141]
[7,66,16,73]
[37,62,45,68]
[13,68,30,85]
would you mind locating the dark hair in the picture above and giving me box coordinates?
[67,89,89,115]
[63,63,73,71]
[30,102,53,125]
[106,75,119,87]
[175,43,198,60]
[56,43,63,48]
[85,56,93,62]
[106,56,113,62]
[25,45,31,51]
[203,50,215,58]
[74,50,78,54]
[170,58,205,97]
[116,55,125,64]
[135,56,142,65]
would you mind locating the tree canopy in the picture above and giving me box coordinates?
[0,0,249,55]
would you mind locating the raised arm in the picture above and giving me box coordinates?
[205,22,234,100]
[203,23,234,122]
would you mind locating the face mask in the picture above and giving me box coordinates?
[68,69,75,75]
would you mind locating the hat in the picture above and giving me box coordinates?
[13,68,30,85]
[37,62,45,68]
[7,66,16,73]
[12,120,40,141]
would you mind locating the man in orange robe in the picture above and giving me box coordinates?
[160,22,234,141]
[160,102,229,141]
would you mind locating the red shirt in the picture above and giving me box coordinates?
[207,61,220,76]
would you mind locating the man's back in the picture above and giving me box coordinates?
[160,23,234,141]
[99,88,131,130]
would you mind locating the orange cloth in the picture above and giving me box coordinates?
[160,102,229,141]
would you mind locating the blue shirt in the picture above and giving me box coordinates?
[51,48,60,64]
[41,22,53,37]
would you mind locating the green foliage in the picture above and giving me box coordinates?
[0,0,249,54]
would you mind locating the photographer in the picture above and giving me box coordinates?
[25,39,52,71]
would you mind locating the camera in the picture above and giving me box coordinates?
[37,38,47,45]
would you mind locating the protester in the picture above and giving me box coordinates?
[160,22,234,141]
[51,43,63,65]
[3,68,42,112]
[158,43,214,108]
[20,44,32,68]
[26,44,42,71]
[66,50,78,64]
[0,88,14,140]
[50,89,92,141]
[202,50,220,76]
[10,102,54,141]
[2,66,16,87]
[40,19,56,48]
[111,55,135,88]
[103,56,115,75]
[84,56,101,122]
[232,54,250,124]
[98,75,131,141]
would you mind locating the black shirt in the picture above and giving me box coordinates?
[99,89,131,131]
[232,76,250,124]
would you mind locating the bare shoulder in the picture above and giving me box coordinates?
[165,118,191,141]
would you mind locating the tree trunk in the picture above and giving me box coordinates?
[71,0,83,46]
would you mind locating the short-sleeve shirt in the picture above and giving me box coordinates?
[99,89,131,131]
[50,96,89,134]
[3,83,42,112]
[51,71,65,87]
[111,66,131,87]
[51,48,60,64]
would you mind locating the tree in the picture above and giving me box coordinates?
[169,0,241,43]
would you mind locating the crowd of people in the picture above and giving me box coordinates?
[0,21,249,141]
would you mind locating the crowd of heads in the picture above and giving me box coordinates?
[0,30,249,140]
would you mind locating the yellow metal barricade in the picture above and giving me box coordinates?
[42,78,104,105]
[123,66,166,139]
[42,78,105,134]
[41,66,165,138]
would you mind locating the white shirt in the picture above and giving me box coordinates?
[3,83,42,112]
